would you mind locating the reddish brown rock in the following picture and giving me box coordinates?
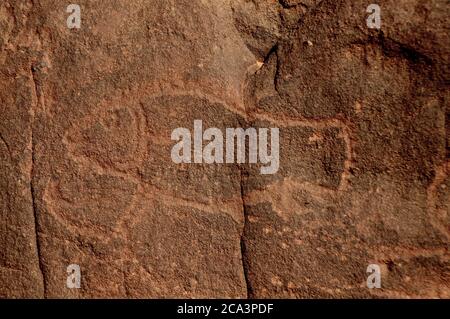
[0,0,448,298]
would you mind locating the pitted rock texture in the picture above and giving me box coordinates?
[0,0,449,298]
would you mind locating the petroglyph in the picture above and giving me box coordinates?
[1,0,448,298]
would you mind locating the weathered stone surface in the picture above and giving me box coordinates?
[0,0,448,298]
[241,0,449,298]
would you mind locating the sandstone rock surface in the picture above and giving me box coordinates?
[0,0,448,298]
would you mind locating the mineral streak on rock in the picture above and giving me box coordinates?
[0,0,449,298]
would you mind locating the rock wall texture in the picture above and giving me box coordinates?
[0,0,448,298]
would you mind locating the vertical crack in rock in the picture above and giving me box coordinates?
[235,30,284,298]
[0,133,12,159]
[268,44,281,96]
[236,42,282,300]
[239,167,252,299]
[30,65,46,298]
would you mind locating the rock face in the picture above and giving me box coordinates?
[0,0,448,298]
